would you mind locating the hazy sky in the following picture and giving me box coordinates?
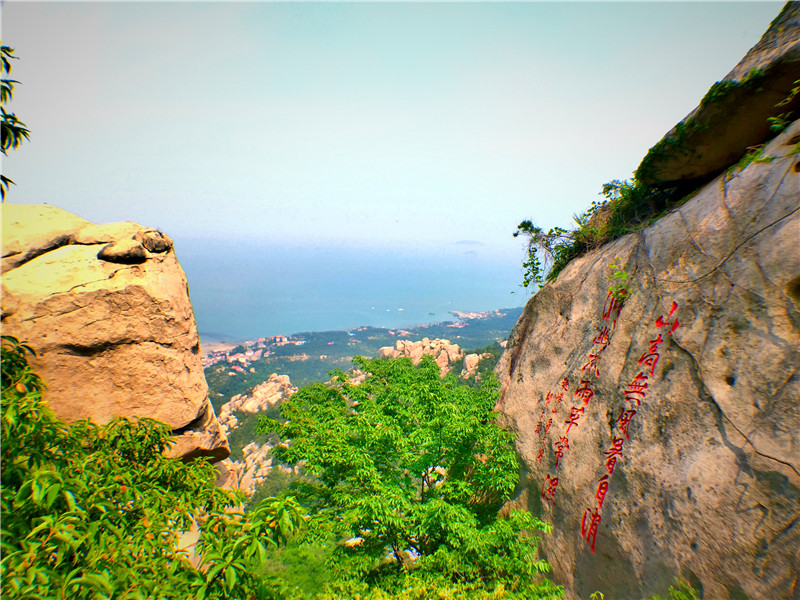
[2,1,782,262]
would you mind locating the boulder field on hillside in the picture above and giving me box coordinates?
[1,204,229,461]
[496,18,800,597]
[378,336,491,378]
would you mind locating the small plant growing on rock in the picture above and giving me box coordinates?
[724,144,775,182]
[607,259,630,305]
[514,180,679,287]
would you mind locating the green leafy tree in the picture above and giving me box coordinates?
[259,356,563,599]
[1,44,31,201]
[1,336,304,600]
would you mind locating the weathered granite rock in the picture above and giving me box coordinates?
[497,121,800,599]
[170,397,229,462]
[1,203,92,273]
[461,353,482,378]
[461,352,493,379]
[378,337,463,374]
[219,441,301,496]
[1,203,229,462]
[97,238,147,264]
[134,229,174,253]
[636,2,800,188]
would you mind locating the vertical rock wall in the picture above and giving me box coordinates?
[497,120,799,600]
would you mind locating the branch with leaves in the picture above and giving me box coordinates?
[1,44,31,201]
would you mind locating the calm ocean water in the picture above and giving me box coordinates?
[177,238,527,342]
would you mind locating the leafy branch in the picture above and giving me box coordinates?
[1,44,31,201]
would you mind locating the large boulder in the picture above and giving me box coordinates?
[496,120,800,599]
[1,203,229,462]
[636,2,800,188]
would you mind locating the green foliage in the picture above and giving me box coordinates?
[258,356,563,599]
[606,258,630,305]
[515,180,680,286]
[642,581,701,600]
[513,220,581,289]
[724,144,775,182]
[767,78,799,133]
[699,67,765,108]
[248,468,310,512]
[767,112,793,133]
[1,336,304,600]
[634,116,704,184]
[1,44,30,200]
[775,79,800,108]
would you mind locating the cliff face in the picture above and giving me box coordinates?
[496,12,800,600]
[1,204,229,462]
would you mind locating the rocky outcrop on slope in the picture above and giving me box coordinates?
[219,442,301,496]
[497,116,800,598]
[217,373,296,434]
[1,203,229,461]
[216,374,297,495]
[378,337,463,372]
[460,352,493,379]
[636,2,800,188]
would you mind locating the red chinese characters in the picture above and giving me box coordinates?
[637,334,664,376]
[655,301,680,335]
[602,290,625,324]
[592,326,612,349]
[603,436,624,475]
[574,379,595,405]
[541,474,559,507]
[564,405,585,434]
[554,436,570,468]
[538,291,625,511]
[616,408,637,441]
[622,372,648,406]
[581,506,602,553]
[579,301,684,554]
[582,353,601,377]
[595,474,610,509]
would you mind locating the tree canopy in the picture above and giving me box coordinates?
[259,356,563,599]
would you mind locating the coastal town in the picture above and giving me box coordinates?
[202,309,512,371]
[202,307,523,395]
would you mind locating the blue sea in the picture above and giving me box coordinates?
[176,238,528,342]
